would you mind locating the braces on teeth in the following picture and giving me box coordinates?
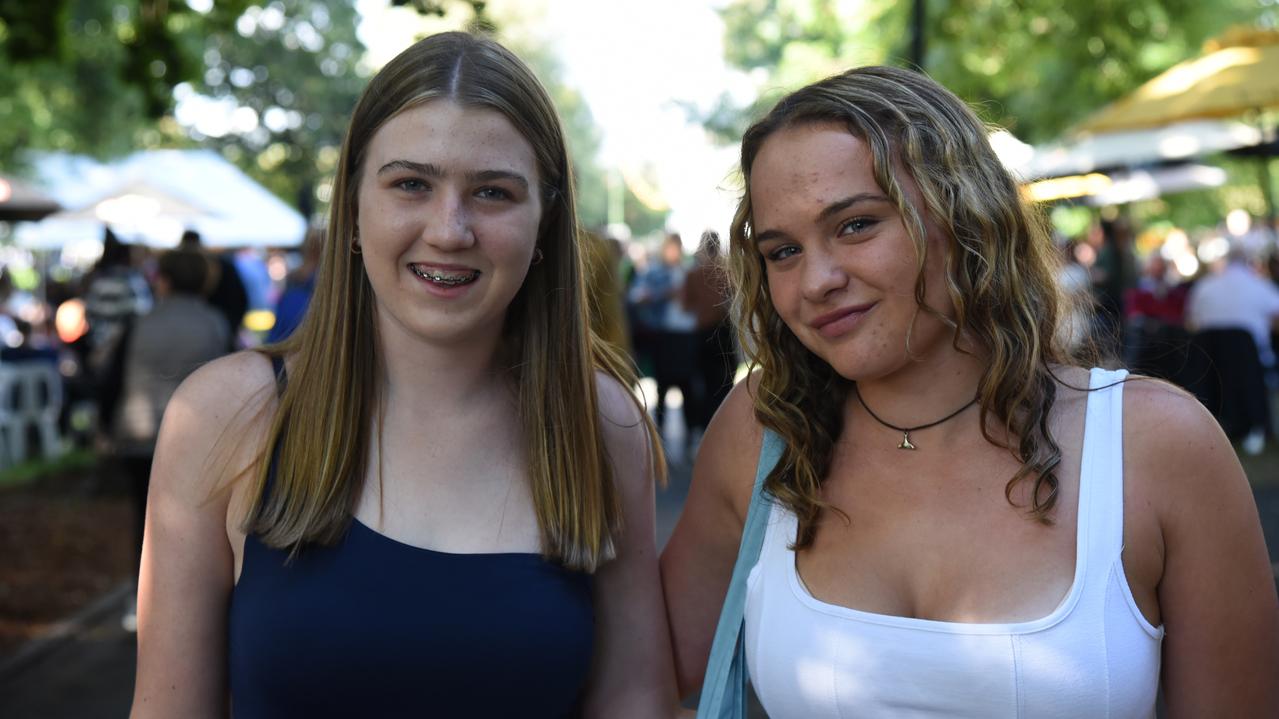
[415,267,477,286]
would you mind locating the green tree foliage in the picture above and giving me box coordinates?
[389,0,493,32]
[711,0,1279,232]
[182,1,366,218]
[0,0,251,166]
[486,6,668,234]
[703,0,888,141]
[908,0,1264,142]
[713,0,1267,142]
[1,0,662,232]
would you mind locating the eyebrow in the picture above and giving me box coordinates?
[754,192,892,244]
[376,160,530,190]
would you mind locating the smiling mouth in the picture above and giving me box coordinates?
[810,303,875,338]
[409,264,481,287]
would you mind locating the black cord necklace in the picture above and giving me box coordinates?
[854,390,980,450]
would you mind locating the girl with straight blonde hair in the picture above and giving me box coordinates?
[132,32,676,718]
[662,66,1278,717]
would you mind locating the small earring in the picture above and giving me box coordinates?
[531,247,544,265]
[351,238,362,255]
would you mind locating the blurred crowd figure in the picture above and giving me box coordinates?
[0,224,327,627]
[681,231,736,435]
[1183,243,1279,454]
[179,229,247,352]
[623,230,737,445]
[266,226,322,343]
[1124,252,1190,384]
[1069,213,1279,457]
[82,229,153,431]
[113,246,230,629]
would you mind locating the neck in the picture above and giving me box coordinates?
[375,313,512,424]
[849,344,987,443]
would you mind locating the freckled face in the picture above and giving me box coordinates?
[749,121,955,382]
[356,100,542,349]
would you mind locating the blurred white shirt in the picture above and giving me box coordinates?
[1186,261,1279,366]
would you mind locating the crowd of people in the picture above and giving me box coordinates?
[624,230,736,445]
[1058,216,1279,456]
[2,28,1277,719]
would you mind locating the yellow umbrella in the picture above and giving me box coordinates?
[1078,27,1279,134]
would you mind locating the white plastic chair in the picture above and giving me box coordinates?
[0,367,22,467]
[15,362,65,461]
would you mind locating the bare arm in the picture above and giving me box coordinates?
[131,352,275,718]
[659,379,761,699]
[1129,383,1279,716]
[578,373,679,718]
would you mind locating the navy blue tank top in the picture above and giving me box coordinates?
[227,358,594,718]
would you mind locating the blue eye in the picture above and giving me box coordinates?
[839,217,876,235]
[475,186,513,201]
[394,178,428,192]
[764,245,800,262]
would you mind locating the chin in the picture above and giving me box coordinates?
[818,348,902,384]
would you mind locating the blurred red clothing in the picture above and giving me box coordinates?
[1124,280,1188,326]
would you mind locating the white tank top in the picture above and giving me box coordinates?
[744,368,1164,718]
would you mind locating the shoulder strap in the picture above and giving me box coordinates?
[261,354,289,503]
[1081,367,1128,563]
[696,428,783,718]
[270,354,287,395]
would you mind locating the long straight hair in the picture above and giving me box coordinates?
[244,32,658,571]
[728,66,1096,548]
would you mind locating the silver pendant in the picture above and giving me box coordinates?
[898,432,916,450]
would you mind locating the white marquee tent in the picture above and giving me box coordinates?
[994,119,1263,181]
[14,149,307,254]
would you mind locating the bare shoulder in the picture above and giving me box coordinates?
[1120,375,1248,508]
[593,370,657,495]
[1122,376,1234,469]
[594,369,647,430]
[696,373,766,524]
[168,350,278,422]
[153,350,279,501]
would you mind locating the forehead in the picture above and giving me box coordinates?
[363,99,539,177]
[749,121,882,215]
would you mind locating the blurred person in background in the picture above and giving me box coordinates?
[131,32,675,718]
[83,227,152,442]
[626,240,667,382]
[179,229,248,351]
[235,248,275,316]
[114,248,229,631]
[1092,217,1136,361]
[1185,242,1279,455]
[680,230,736,442]
[662,66,1278,717]
[266,226,323,344]
[1124,252,1190,387]
[629,232,696,435]
[0,268,25,351]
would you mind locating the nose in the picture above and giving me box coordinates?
[800,245,847,302]
[422,192,475,251]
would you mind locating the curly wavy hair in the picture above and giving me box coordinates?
[728,66,1095,548]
